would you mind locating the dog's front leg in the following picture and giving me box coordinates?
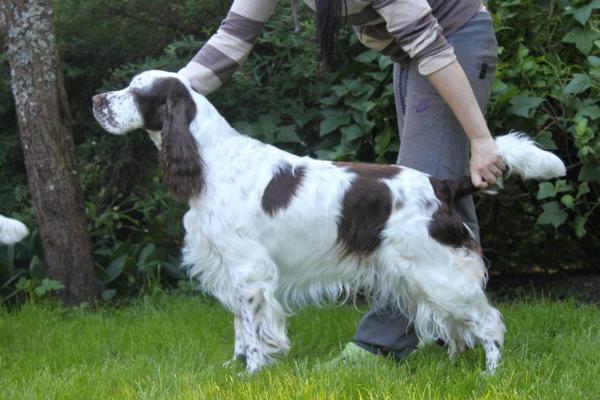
[238,288,289,374]
[223,314,247,368]
[225,242,290,374]
[238,292,265,374]
[447,337,467,361]
[233,314,247,363]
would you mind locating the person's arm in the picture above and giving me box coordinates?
[372,0,505,188]
[179,0,279,95]
[372,0,456,75]
[427,61,506,188]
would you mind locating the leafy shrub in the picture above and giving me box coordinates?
[0,183,186,305]
[480,0,600,267]
[87,181,187,301]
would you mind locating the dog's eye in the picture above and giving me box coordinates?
[132,90,164,112]
[139,92,165,107]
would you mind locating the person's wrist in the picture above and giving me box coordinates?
[469,131,493,142]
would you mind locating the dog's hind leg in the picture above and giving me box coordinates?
[444,304,504,373]
[419,293,505,374]
[467,307,505,374]
[482,338,502,374]
[406,249,505,373]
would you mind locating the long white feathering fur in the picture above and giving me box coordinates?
[495,132,567,179]
[0,215,29,245]
[92,70,570,376]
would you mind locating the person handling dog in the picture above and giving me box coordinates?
[179,0,506,364]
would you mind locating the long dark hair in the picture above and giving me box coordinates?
[315,0,346,70]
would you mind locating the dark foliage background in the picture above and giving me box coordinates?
[0,0,598,303]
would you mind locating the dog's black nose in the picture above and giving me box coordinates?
[92,94,106,108]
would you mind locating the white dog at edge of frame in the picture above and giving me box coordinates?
[92,70,566,375]
[0,215,29,245]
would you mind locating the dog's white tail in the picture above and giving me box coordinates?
[0,215,29,245]
[495,132,566,180]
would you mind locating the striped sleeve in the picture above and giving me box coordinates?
[179,0,279,95]
[371,0,456,75]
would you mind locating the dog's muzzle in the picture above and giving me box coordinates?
[92,90,143,135]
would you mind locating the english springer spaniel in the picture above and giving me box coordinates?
[93,70,566,374]
[0,215,28,245]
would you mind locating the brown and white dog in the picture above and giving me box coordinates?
[0,215,28,245]
[93,70,566,374]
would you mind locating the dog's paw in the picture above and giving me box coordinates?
[223,354,247,368]
[236,365,261,378]
[481,359,502,376]
[244,359,267,375]
[236,371,251,379]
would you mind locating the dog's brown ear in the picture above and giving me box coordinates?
[159,87,204,201]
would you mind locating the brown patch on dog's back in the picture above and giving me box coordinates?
[262,163,306,216]
[335,162,402,180]
[428,177,479,251]
[336,164,400,257]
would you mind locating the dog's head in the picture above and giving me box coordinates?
[92,70,204,200]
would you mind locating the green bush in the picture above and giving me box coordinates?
[481,0,599,267]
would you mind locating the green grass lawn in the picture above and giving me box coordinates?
[0,295,598,400]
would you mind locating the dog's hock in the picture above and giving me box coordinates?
[495,132,566,180]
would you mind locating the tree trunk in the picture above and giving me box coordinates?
[1,0,97,305]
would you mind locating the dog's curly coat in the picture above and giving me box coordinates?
[93,70,566,374]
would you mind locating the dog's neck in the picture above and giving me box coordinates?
[187,92,267,184]
[189,91,239,149]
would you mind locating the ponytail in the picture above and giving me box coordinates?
[315,0,345,70]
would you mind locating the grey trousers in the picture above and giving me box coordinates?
[354,11,497,359]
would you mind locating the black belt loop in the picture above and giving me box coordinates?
[479,62,488,79]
